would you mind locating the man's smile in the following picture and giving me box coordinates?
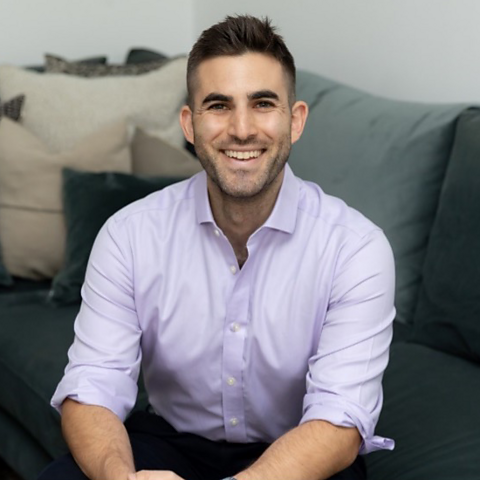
[223,149,265,160]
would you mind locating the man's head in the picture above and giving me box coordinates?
[180,15,308,202]
[187,15,296,109]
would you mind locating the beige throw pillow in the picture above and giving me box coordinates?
[131,128,203,177]
[0,56,187,152]
[0,118,131,279]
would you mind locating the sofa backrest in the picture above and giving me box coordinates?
[291,69,466,325]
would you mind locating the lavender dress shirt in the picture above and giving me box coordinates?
[52,164,395,454]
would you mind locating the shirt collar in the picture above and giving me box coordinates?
[194,164,299,234]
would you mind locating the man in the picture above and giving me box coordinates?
[39,15,395,480]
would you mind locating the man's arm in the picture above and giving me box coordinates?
[235,420,361,480]
[61,398,136,480]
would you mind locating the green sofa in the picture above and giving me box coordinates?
[1,66,479,480]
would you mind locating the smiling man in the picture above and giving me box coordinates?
[39,15,395,480]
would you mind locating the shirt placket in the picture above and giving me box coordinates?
[221,248,251,442]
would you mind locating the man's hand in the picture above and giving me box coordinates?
[128,471,185,480]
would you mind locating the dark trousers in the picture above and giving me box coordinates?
[38,410,366,480]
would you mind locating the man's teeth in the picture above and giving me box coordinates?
[224,150,262,160]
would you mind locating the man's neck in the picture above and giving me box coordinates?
[207,174,284,266]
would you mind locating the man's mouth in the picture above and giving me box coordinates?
[223,149,264,160]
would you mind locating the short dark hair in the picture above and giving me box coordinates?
[187,15,296,107]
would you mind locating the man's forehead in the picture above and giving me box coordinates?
[194,53,289,99]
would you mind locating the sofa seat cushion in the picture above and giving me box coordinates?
[366,342,480,480]
[0,406,53,480]
[0,287,77,459]
[0,281,148,460]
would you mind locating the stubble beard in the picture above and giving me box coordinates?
[194,136,292,202]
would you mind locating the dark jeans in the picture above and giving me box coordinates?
[38,410,366,480]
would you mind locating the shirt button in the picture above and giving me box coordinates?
[214,229,220,237]
[230,417,239,426]
[227,377,236,386]
[230,322,240,332]
[230,265,237,274]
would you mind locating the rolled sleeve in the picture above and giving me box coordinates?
[51,216,142,420]
[300,229,395,454]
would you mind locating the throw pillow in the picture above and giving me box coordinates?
[0,118,131,280]
[25,55,107,74]
[45,54,170,77]
[131,128,202,177]
[290,69,466,325]
[126,47,168,64]
[0,56,187,152]
[0,95,25,121]
[49,169,184,305]
[412,108,480,362]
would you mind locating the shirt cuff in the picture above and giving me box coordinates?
[301,394,395,454]
[51,365,138,421]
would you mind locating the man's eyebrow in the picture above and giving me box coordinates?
[202,93,232,105]
[248,90,280,101]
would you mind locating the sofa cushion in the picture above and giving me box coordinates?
[0,279,148,471]
[0,119,131,280]
[291,70,465,324]
[412,108,480,362]
[0,57,187,152]
[0,407,54,480]
[131,128,202,177]
[45,54,170,77]
[0,288,77,461]
[49,169,185,306]
[365,342,480,480]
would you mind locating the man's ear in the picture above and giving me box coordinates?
[180,105,194,144]
[290,100,309,145]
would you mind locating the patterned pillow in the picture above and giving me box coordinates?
[0,57,188,152]
[0,95,25,121]
[45,54,171,77]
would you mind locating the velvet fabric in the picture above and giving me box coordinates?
[0,260,12,287]
[125,47,168,64]
[412,108,480,361]
[49,169,184,306]
[366,342,480,480]
[291,70,465,324]
[0,278,148,480]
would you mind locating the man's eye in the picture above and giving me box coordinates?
[256,101,275,108]
[208,103,227,110]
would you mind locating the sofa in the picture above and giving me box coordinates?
[0,51,479,480]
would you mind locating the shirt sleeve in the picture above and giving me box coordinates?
[300,228,396,454]
[51,216,142,420]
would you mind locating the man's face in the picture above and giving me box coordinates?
[181,53,307,200]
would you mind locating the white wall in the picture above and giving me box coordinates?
[0,0,195,66]
[1,0,480,103]
[194,0,480,104]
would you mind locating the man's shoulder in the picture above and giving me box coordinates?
[297,177,381,240]
[110,174,199,226]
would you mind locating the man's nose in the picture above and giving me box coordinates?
[227,107,258,140]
